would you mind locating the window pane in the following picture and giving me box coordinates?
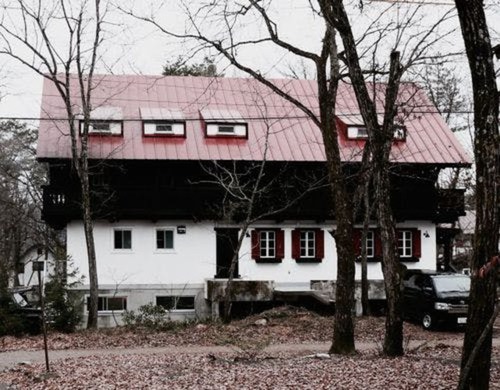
[114,230,122,249]
[218,126,235,133]
[156,296,194,310]
[156,230,165,249]
[157,230,174,249]
[156,124,172,132]
[108,297,126,311]
[123,230,132,249]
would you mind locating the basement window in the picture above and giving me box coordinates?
[156,296,195,311]
[87,296,127,312]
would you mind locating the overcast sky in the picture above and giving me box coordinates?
[0,0,497,140]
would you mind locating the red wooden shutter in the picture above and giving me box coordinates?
[315,229,324,259]
[292,229,300,259]
[276,229,285,259]
[251,230,260,259]
[353,229,362,256]
[412,229,422,258]
[374,229,383,258]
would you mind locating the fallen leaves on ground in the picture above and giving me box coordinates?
[2,347,499,390]
[0,306,471,352]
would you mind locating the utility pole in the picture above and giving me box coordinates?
[33,260,50,373]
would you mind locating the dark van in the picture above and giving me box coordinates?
[403,270,470,330]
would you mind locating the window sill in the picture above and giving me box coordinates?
[355,257,382,263]
[154,249,176,254]
[255,258,282,264]
[295,258,322,263]
[400,256,420,262]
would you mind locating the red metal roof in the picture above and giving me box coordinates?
[37,74,471,165]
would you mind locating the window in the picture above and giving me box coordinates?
[393,126,406,141]
[205,123,248,138]
[300,230,316,258]
[90,121,110,132]
[80,120,123,135]
[114,229,132,250]
[292,229,324,262]
[156,296,195,311]
[87,296,127,312]
[347,126,369,139]
[218,125,235,134]
[156,124,173,133]
[353,229,380,261]
[365,230,375,258]
[143,121,185,137]
[156,229,174,250]
[398,230,413,258]
[251,229,284,263]
[260,230,276,258]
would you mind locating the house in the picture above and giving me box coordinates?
[37,75,470,327]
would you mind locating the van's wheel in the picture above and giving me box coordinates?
[422,313,433,330]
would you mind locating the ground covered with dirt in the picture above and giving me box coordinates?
[0,306,471,352]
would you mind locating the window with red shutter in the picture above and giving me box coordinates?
[293,228,323,263]
[353,229,381,262]
[251,229,284,263]
[396,228,421,262]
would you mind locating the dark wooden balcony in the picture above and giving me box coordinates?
[436,188,466,223]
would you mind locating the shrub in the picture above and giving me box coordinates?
[44,258,84,333]
[123,303,177,331]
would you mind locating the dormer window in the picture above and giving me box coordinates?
[347,126,369,139]
[140,107,186,137]
[90,121,110,132]
[78,106,123,136]
[201,108,247,139]
[80,120,123,135]
[393,125,406,141]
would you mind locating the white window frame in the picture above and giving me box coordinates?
[347,126,369,139]
[86,295,128,314]
[80,120,123,135]
[155,228,175,252]
[155,295,195,312]
[300,230,316,258]
[260,230,276,258]
[398,230,413,258]
[206,123,248,138]
[113,228,133,251]
[365,230,375,258]
[143,121,185,136]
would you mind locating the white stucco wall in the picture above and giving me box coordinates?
[238,221,436,286]
[19,248,55,287]
[67,220,217,287]
[67,219,436,288]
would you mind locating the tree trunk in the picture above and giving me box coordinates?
[79,158,99,329]
[361,182,371,316]
[454,1,500,388]
[330,1,405,356]
[222,225,248,323]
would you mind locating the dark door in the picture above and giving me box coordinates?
[215,228,239,278]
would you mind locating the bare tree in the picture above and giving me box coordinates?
[453,0,499,388]
[0,0,108,328]
[123,0,362,354]
[125,0,457,355]
[201,101,327,322]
